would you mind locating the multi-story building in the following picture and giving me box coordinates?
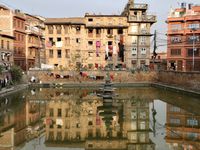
[0,5,14,71]
[166,104,200,149]
[45,0,156,70]
[25,13,45,70]
[0,33,14,70]
[122,0,156,69]
[167,3,200,71]
[123,99,155,150]
[0,5,26,70]
[38,88,155,150]
[13,10,26,70]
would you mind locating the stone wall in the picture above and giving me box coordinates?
[157,71,200,91]
[27,70,157,83]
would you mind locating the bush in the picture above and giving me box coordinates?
[10,65,23,83]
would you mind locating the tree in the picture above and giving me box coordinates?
[10,65,23,83]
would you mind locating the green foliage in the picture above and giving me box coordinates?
[10,65,23,83]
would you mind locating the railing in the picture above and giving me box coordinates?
[130,3,148,9]
[129,15,156,22]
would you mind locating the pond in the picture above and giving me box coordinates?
[0,86,200,150]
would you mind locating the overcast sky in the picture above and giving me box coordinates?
[0,0,199,51]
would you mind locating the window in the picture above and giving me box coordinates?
[65,37,70,45]
[88,18,93,22]
[88,41,93,46]
[17,20,20,28]
[140,121,146,130]
[171,36,181,43]
[1,40,4,49]
[140,36,146,45]
[21,22,24,29]
[107,29,113,35]
[96,28,101,35]
[48,26,53,34]
[21,35,24,41]
[13,19,16,27]
[64,26,69,34]
[76,38,81,44]
[88,28,93,34]
[57,109,62,117]
[117,28,123,34]
[49,49,53,58]
[187,48,199,57]
[76,26,81,34]
[65,49,70,58]
[131,111,137,119]
[171,24,182,31]
[7,41,10,49]
[187,118,198,126]
[132,36,137,44]
[188,23,200,29]
[65,109,69,117]
[187,36,199,43]
[139,111,146,119]
[171,49,181,56]
[141,48,146,55]
[49,108,54,117]
[132,48,137,55]
[57,50,62,58]
[170,118,181,124]
[169,106,181,112]
[18,34,20,41]
[108,41,112,45]
[131,24,138,33]
[57,37,61,42]
[56,25,61,34]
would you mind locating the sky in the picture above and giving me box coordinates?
[0,0,200,51]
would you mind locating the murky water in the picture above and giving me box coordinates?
[0,87,200,150]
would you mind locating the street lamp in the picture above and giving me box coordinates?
[191,28,197,71]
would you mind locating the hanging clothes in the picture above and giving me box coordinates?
[56,118,63,126]
[96,47,100,57]
[113,46,117,55]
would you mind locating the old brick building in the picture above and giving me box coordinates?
[44,0,156,70]
[167,3,200,71]
[25,14,45,70]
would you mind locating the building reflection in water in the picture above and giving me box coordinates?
[166,104,200,150]
[0,93,26,150]
[44,88,155,150]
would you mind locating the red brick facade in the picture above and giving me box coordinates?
[167,5,200,72]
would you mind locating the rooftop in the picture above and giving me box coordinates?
[45,17,85,25]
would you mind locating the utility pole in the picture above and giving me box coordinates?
[191,28,196,71]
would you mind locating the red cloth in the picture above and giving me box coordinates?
[96,115,101,125]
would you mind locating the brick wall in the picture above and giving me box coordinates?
[157,71,200,91]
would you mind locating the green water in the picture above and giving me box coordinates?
[0,87,200,150]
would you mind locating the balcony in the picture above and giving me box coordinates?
[130,3,148,10]
[26,27,43,37]
[129,30,152,36]
[167,29,184,35]
[129,15,156,23]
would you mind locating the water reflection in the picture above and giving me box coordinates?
[0,87,199,150]
[166,104,200,149]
